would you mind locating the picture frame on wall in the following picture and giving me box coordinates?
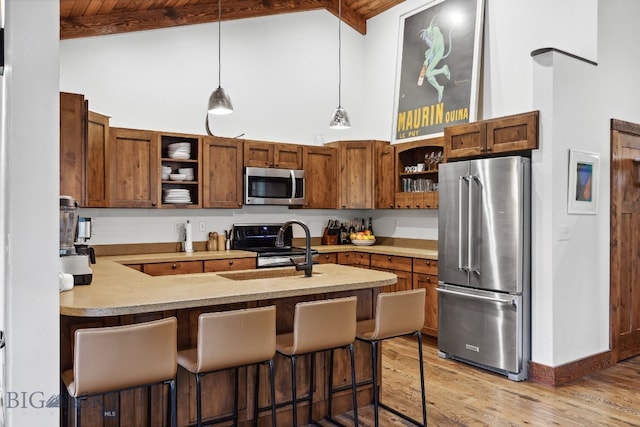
[568,149,599,215]
[391,0,485,143]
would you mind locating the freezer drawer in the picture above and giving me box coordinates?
[437,284,525,379]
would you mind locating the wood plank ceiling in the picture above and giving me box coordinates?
[60,0,406,40]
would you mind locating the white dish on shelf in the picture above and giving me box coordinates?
[168,151,190,160]
[352,239,376,246]
[169,173,187,181]
[161,173,170,180]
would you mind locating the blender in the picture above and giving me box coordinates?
[60,195,93,285]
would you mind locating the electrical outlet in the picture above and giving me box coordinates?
[558,225,570,241]
[199,221,206,232]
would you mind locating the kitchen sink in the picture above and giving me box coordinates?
[218,268,321,281]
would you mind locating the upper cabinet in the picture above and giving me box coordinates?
[159,133,201,208]
[86,111,110,207]
[202,137,243,208]
[444,110,539,160]
[109,128,159,208]
[302,146,338,209]
[328,140,390,209]
[376,144,395,209]
[244,140,303,169]
[394,138,443,210]
[60,92,87,204]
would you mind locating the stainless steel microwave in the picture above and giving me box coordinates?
[244,167,305,205]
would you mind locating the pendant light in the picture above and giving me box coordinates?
[329,0,351,129]
[208,0,233,115]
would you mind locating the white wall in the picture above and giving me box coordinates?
[3,0,60,424]
[58,0,626,371]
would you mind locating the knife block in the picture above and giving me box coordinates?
[321,227,339,245]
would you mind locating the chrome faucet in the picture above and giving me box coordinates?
[276,220,313,277]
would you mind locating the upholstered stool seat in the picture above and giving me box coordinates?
[61,317,178,427]
[177,305,277,427]
[356,288,427,427]
[276,296,358,427]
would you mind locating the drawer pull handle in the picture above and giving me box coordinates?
[172,263,177,269]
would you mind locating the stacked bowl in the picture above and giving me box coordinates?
[161,165,172,180]
[178,168,195,181]
[167,142,191,159]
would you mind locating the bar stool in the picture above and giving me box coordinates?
[177,305,277,427]
[61,317,178,427]
[356,288,427,427]
[276,296,358,427]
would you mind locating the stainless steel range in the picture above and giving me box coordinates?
[231,223,319,268]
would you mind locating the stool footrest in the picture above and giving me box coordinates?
[378,401,425,427]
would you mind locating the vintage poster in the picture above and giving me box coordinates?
[392,0,484,142]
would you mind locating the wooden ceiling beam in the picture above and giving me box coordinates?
[60,0,369,39]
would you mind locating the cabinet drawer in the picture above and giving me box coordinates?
[124,264,143,272]
[338,252,370,267]
[413,258,438,275]
[204,257,256,272]
[370,254,412,272]
[143,260,203,276]
[318,252,337,264]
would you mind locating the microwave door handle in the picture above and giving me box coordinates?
[290,170,296,200]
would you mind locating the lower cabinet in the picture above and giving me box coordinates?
[143,260,203,276]
[338,252,371,268]
[370,254,413,293]
[318,252,338,264]
[203,257,256,272]
[413,258,439,337]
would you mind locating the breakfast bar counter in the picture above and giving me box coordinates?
[60,254,397,426]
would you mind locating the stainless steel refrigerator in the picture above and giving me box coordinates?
[437,156,531,381]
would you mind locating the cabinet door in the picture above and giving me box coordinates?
[86,111,110,207]
[413,273,438,337]
[338,141,374,209]
[486,110,539,154]
[203,258,256,272]
[60,92,87,204]
[273,143,303,169]
[444,121,486,160]
[376,144,395,209]
[303,146,338,209]
[202,137,243,208]
[338,252,370,267]
[394,192,411,209]
[244,141,273,167]
[318,252,337,264]
[109,128,159,208]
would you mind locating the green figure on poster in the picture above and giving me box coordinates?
[418,15,453,102]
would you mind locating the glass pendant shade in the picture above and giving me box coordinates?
[208,86,233,115]
[329,106,351,129]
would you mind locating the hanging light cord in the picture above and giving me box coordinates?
[337,0,343,107]
[217,0,222,88]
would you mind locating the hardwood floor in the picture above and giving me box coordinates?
[323,336,640,426]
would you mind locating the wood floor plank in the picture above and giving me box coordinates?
[312,336,640,427]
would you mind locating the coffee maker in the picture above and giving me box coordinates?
[60,195,93,285]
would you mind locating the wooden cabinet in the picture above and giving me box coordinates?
[159,133,202,208]
[243,140,302,169]
[318,252,337,264]
[143,260,204,276]
[202,137,243,208]
[328,140,389,209]
[203,257,256,272]
[376,144,395,209]
[86,111,110,207]
[413,258,439,337]
[394,138,442,210]
[60,92,87,204]
[444,110,539,160]
[109,128,159,208]
[302,146,338,209]
[338,251,370,268]
[370,254,413,293]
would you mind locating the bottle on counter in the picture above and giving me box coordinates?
[360,218,366,232]
[340,223,348,244]
[367,217,373,234]
[348,221,355,242]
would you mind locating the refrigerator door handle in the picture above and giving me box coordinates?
[458,176,469,271]
[468,175,479,274]
[437,287,516,305]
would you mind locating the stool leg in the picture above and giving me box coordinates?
[147,384,152,426]
[417,332,427,426]
[327,348,335,419]
[254,363,260,426]
[348,343,359,426]
[233,366,240,427]
[269,359,277,427]
[291,355,298,427]
[168,378,178,427]
[308,352,316,425]
[370,340,379,427]
[196,373,203,427]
